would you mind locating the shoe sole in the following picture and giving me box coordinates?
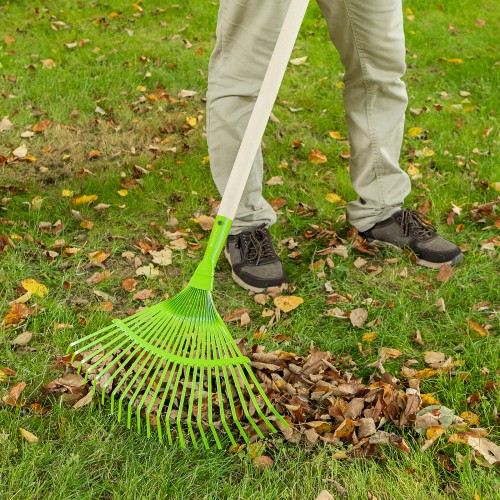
[365,239,463,269]
[224,248,287,293]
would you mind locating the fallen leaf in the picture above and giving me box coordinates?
[73,390,93,409]
[13,144,28,158]
[436,264,454,283]
[132,289,155,301]
[308,149,328,164]
[21,278,48,297]
[122,278,139,292]
[467,321,488,337]
[436,297,446,313]
[315,491,334,500]
[9,331,33,346]
[274,295,304,313]
[290,56,308,66]
[252,456,274,468]
[136,264,160,278]
[196,215,214,231]
[349,308,368,328]
[19,428,39,443]
[70,194,98,205]
[325,193,343,204]
[149,248,172,266]
[424,351,445,366]
[362,331,377,342]
[460,411,480,426]
[2,382,27,406]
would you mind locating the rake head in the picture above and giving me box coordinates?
[69,285,288,449]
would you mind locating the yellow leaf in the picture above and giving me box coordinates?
[273,295,304,313]
[422,147,435,157]
[61,189,74,197]
[421,393,441,406]
[490,182,500,191]
[328,131,342,139]
[202,155,210,165]
[117,189,128,197]
[460,411,480,426]
[21,155,37,163]
[80,219,94,230]
[362,331,377,342]
[407,127,423,138]
[70,194,98,205]
[186,117,197,127]
[407,164,420,176]
[21,279,48,297]
[426,425,446,441]
[19,428,39,443]
[335,81,344,89]
[447,58,463,64]
[325,192,343,204]
[467,320,488,337]
[137,85,147,92]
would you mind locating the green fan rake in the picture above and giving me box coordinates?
[69,0,309,449]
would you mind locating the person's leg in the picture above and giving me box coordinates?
[207,0,290,291]
[317,0,410,232]
[317,0,462,267]
[207,0,290,235]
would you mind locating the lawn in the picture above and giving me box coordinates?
[1,0,499,498]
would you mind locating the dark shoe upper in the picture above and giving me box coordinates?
[224,224,287,292]
[359,209,463,267]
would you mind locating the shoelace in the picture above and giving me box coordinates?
[400,209,437,239]
[240,224,275,265]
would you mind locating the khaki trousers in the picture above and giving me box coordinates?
[207,0,411,233]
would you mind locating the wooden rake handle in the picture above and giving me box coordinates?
[216,0,310,221]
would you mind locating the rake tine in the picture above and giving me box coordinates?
[211,321,263,440]
[104,311,173,414]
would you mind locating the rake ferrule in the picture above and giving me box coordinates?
[188,215,232,291]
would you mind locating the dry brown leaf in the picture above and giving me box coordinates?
[2,381,27,406]
[436,297,446,313]
[86,270,111,285]
[349,308,368,328]
[436,263,454,282]
[149,248,172,266]
[122,278,139,292]
[467,435,500,465]
[424,351,445,366]
[73,390,93,409]
[132,289,156,301]
[9,331,33,346]
[196,215,214,231]
[252,456,274,468]
[223,308,251,322]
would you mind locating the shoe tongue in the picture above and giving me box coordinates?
[401,209,436,239]
[240,226,275,263]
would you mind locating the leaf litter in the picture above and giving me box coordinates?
[4,341,494,465]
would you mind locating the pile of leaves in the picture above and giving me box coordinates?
[5,341,498,467]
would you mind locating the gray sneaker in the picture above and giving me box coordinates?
[359,209,463,269]
[224,224,287,292]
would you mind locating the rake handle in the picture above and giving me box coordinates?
[216,0,310,220]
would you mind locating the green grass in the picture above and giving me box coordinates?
[1,0,499,498]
